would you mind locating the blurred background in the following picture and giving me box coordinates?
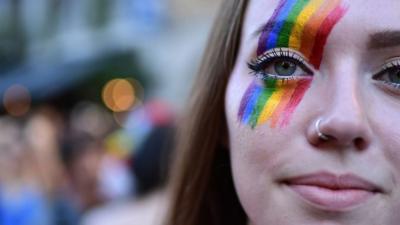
[0,0,222,224]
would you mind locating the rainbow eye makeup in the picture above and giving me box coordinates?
[238,0,348,129]
[257,0,348,69]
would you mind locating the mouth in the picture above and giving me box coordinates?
[282,171,383,212]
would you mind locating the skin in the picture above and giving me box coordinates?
[225,0,400,224]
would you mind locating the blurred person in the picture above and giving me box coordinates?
[22,102,115,225]
[81,109,175,225]
[97,149,133,202]
[69,102,115,140]
[23,106,65,196]
[0,117,51,225]
[69,101,133,202]
[0,117,22,185]
[24,106,80,225]
[60,133,106,212]
[132,124,174,196]
[165,0,400,225]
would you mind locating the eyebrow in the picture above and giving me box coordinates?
[368,30,400,49]
[254,26,400,49]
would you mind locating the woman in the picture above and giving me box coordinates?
[166,0,400,224]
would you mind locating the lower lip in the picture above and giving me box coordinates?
[288,184,375,211]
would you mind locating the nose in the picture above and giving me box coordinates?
[307,67,372,150]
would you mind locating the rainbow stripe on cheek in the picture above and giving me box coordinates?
[238,79,312,128]
[239,0,347,128]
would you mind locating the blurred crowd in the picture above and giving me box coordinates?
[0,99,175,225]
[0,0,222,224]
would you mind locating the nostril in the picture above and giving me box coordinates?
[354,137,367,150]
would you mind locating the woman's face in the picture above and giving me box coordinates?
[225,0,400,224]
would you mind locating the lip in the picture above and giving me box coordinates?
[283,171,382,211]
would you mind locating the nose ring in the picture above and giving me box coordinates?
[315,119,330,141]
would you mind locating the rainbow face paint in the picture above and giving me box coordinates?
[238,77,313,128]
[238,0,347,128]
[257,0,348,69]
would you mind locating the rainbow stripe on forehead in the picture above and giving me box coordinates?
[257,0,347,69]
[238,0,347,129]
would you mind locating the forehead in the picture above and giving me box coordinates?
[243,0,400,44]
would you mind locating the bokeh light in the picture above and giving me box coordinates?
[102,78,136,112]
[3,84,31,117]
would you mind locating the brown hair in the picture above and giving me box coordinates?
[166,0,249,225]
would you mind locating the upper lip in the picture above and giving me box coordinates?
[283,171,383,193]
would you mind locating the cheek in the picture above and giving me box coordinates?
[225,72,296,222]
[226,118,282,224]
[366,97,400,220]
[372,106,400,178]
[368,96,400,172]
[225,71,266,213]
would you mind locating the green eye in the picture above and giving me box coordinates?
[388,68,400,84]
[372,60,400,91]
[274,60,297,76]
[247,48,314,83]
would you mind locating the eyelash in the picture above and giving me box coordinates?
[247,48,314,82]
[373,59,400,90]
